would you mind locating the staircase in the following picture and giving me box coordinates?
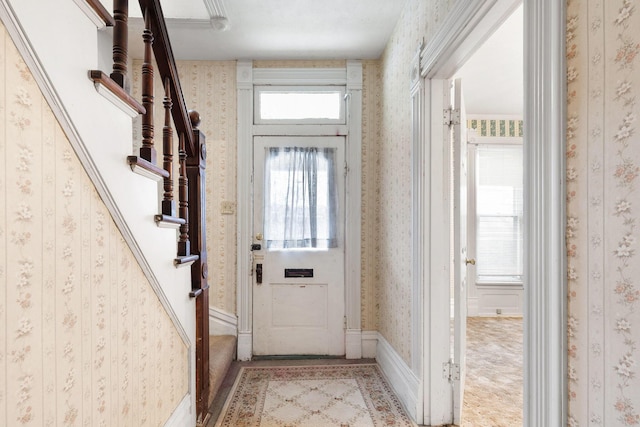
[1,0,219,424]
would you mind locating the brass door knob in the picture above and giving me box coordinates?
[465,258,476,265]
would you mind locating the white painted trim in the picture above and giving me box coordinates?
[523,0,567,425]
[361,331,378,358]
[345,329,362,359]
[426,78,454,426]
[236,61,363,360]
[164,393,194,427]
[410,45,425,385]
[237,332,252,361]
[236,60,254,361]
[344,60,363,359]
[421,0,522,79]
[72,0,108,29]
[209,307,238,336]
[252,67,348,85]
[376,333,420,423]
[93,81,140,118]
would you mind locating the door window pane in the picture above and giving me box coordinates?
[263,147,338,249]
[476,144,523,282]
[255,86,345,124]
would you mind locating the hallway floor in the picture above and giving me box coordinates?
[207,317,522,427]
[462,316,523,426]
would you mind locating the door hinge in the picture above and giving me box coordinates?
[343,316,347,329]
[443,108,461,126]
[443,360,460,381]
[344,162,349,177]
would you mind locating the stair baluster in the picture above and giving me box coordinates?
[111,0,128,88]
[176,133,193,260]
[140,11,156,164]
[162,77,175,217]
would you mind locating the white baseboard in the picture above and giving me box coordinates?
[209,307,238,336]
[237,332,252,361]
[375,333,420,423]
[361,331,378,358]
[164,393,194,427]
[468,297,479,317]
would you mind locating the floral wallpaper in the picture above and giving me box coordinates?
[566,0,640,425]
[0,21,188,426]
[377,0,424,365]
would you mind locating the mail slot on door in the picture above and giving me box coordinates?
[284,268,314,278]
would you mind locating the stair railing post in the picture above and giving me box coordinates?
[162,77,175,216]
[140,10,157,164]
[111,0,129,89]
[177,132,190,256]
[186,110,210,421]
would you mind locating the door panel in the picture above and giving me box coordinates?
[252,136,345,356]
[453,78,468,425]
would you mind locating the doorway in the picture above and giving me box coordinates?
[236,62,364,361]
[252,136,346,356]
[453,6,524,424]
[416,0,566,425]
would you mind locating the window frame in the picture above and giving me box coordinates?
[468,134,524,287]
[254,85,347,125]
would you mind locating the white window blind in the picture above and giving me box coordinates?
[476,144,523,283]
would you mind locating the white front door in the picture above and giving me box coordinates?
[452,78,469,425]
[252,136,345,356]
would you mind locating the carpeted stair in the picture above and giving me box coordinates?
[208,335,237,409]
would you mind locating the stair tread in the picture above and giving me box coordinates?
[208,335,237,408]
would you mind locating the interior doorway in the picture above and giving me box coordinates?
[415,0,566,425]
[452,6,524,425]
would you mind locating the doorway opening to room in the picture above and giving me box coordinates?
[410,0,567,424]
[452,6,524,425]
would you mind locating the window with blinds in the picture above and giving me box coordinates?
[475,144,523,283]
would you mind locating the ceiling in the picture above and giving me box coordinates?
[119,0,522,116]
[455,4,523,116]
[124,0,406,60]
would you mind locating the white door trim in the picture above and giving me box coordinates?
[416,0,567,426]
[236,61,363,360]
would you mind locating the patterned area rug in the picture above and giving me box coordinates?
[215,364,416,427]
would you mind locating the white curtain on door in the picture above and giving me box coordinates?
[263,146,338,249]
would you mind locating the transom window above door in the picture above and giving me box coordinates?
[254,86,346,124]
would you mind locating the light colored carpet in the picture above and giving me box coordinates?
[215,364,416,427]
[462,317,523,427]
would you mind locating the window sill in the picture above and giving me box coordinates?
[475,281,524,289]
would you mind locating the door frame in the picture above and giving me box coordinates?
[414,0,567,425]
[236,61,364,360]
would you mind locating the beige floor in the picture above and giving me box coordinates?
[208,317,523,427]
[462,316,523,427]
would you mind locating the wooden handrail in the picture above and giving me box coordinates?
[138,0,196,159]
[85,0,115,26]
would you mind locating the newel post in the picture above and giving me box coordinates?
[186,110,210,420]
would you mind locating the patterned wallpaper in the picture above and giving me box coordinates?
[566,0,640,425]
[0,22,188,426]
[377,0,424,365]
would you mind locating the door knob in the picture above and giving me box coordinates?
[465,258,476,265]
